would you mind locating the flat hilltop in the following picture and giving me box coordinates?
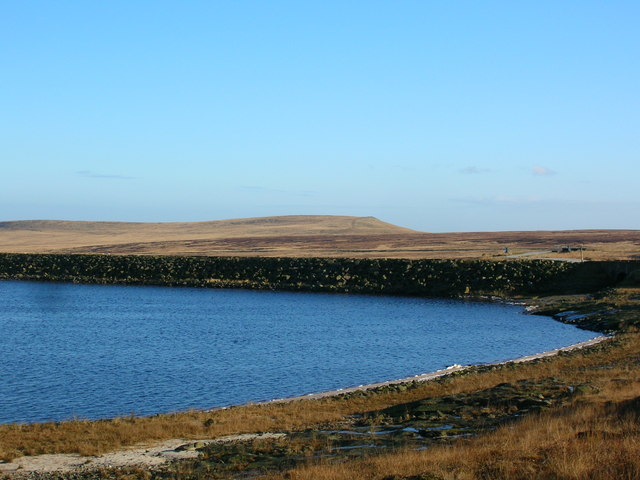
[0,215,638,260]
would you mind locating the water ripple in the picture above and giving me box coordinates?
[0,280,597,424]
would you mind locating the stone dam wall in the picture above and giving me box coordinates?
[0,253,638,297]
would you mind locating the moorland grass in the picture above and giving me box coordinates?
[259,363,640,480]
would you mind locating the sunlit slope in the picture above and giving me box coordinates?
[0,216,637,259]
[0,215,418,256]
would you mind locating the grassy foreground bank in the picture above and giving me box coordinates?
[1,287,639,479]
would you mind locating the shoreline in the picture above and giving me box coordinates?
[0,280,604,427]
[0,334,613,475]
[259,334,611,405]
[0,335,612,476]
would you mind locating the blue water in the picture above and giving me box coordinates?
[0,280,597,424]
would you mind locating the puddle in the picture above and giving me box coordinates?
[332,444,385,451]
[425,424,454,431]
[321,427,404,436]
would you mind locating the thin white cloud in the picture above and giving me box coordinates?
[237,185,316,197]
[77,170,138,180]
[454,195,544,205]
[532,165,556,176]
[392,163,418,172]
[494,195,544,203]
[460,166,491,174]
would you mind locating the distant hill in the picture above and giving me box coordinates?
[0,215,637,260]
[0,216,419,256]
[0,215,415,236]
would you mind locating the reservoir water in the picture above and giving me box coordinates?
[0,280,598,424]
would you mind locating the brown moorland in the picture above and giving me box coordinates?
[0,215,638,260]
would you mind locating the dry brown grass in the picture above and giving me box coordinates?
[1,215,638,260]
[258,365,640,480]
[1,332,638,464]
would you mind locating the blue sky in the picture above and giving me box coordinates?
[1,1,638,232]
